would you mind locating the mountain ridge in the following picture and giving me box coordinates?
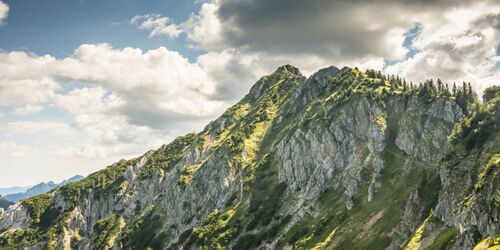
[3,175,85,202]
[0,186,31,197]
[0,65,498,250]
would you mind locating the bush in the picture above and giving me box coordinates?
[234,234,262,250]
[288,227,309,243]
[22,194,53,224]
[178,229,192,244]
[93,215,125,250]
[39,206,62,230]
[122,212,165,249]
[247,156,288,228]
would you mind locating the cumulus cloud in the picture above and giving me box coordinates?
[386,1,500,95]
[0,51,60,106]
[130,14,183,39]
[0,44,225,162]
[0,44,224,128]
[54,87,123,115]
[59,44,223,127]
[131,0,497,101]
[0,0,8,25]
[183,0,499,95]
[183,3,225,50]
[52,86,163,158]
[0,43,252,183]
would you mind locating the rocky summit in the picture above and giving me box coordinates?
[0,65,498,250]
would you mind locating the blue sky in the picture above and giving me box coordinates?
[0,0,498,187]
[0,0,200,60]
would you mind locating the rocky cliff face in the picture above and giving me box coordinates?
[0,65,498,250]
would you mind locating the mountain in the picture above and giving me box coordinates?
[3,175,85,202]
[0,196,13,210]
[0,65,498,250]
[0,186,31,196]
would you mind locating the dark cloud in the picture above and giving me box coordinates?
[214,0,476,60]
[475,13,500,31]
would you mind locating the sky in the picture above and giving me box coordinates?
[0,0,499,187]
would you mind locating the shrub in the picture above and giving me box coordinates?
[22,194,53,224]
[288,227,309,243]
[92,215,125,250]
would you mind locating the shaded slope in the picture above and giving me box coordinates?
[0,196,13,210]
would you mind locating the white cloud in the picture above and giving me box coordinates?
[54,86,162,158]
[55,86,123,115]
[12,104,44,115]
[0,0,8,25]
[0,43,230,177]
[0,50,61,106]
[0,44,225,126]
[130,14,182,39]
[0,44,225,169]
[183,0,499,96]
[57,44,224,126]
[0,78,59,106]
[129,4,225,50]
[183,3,225,50]
[131,1,498,101]
[386,1,500,95]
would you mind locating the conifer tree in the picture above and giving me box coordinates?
[366,69,374,78]
[437,79,443,92]
[443,83,451,96]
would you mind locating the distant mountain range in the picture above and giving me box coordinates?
[0,186,31,196]
[3,175,84,202]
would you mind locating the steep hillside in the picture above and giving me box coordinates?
[405,86,500,250]
[0,65,497,250]
[0,196,13,210]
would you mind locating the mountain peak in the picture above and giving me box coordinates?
[1,65,498,250]
[66,175,84,182]
[246,64,304,101]
[312,65,340,79]
[274,64,302,76]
